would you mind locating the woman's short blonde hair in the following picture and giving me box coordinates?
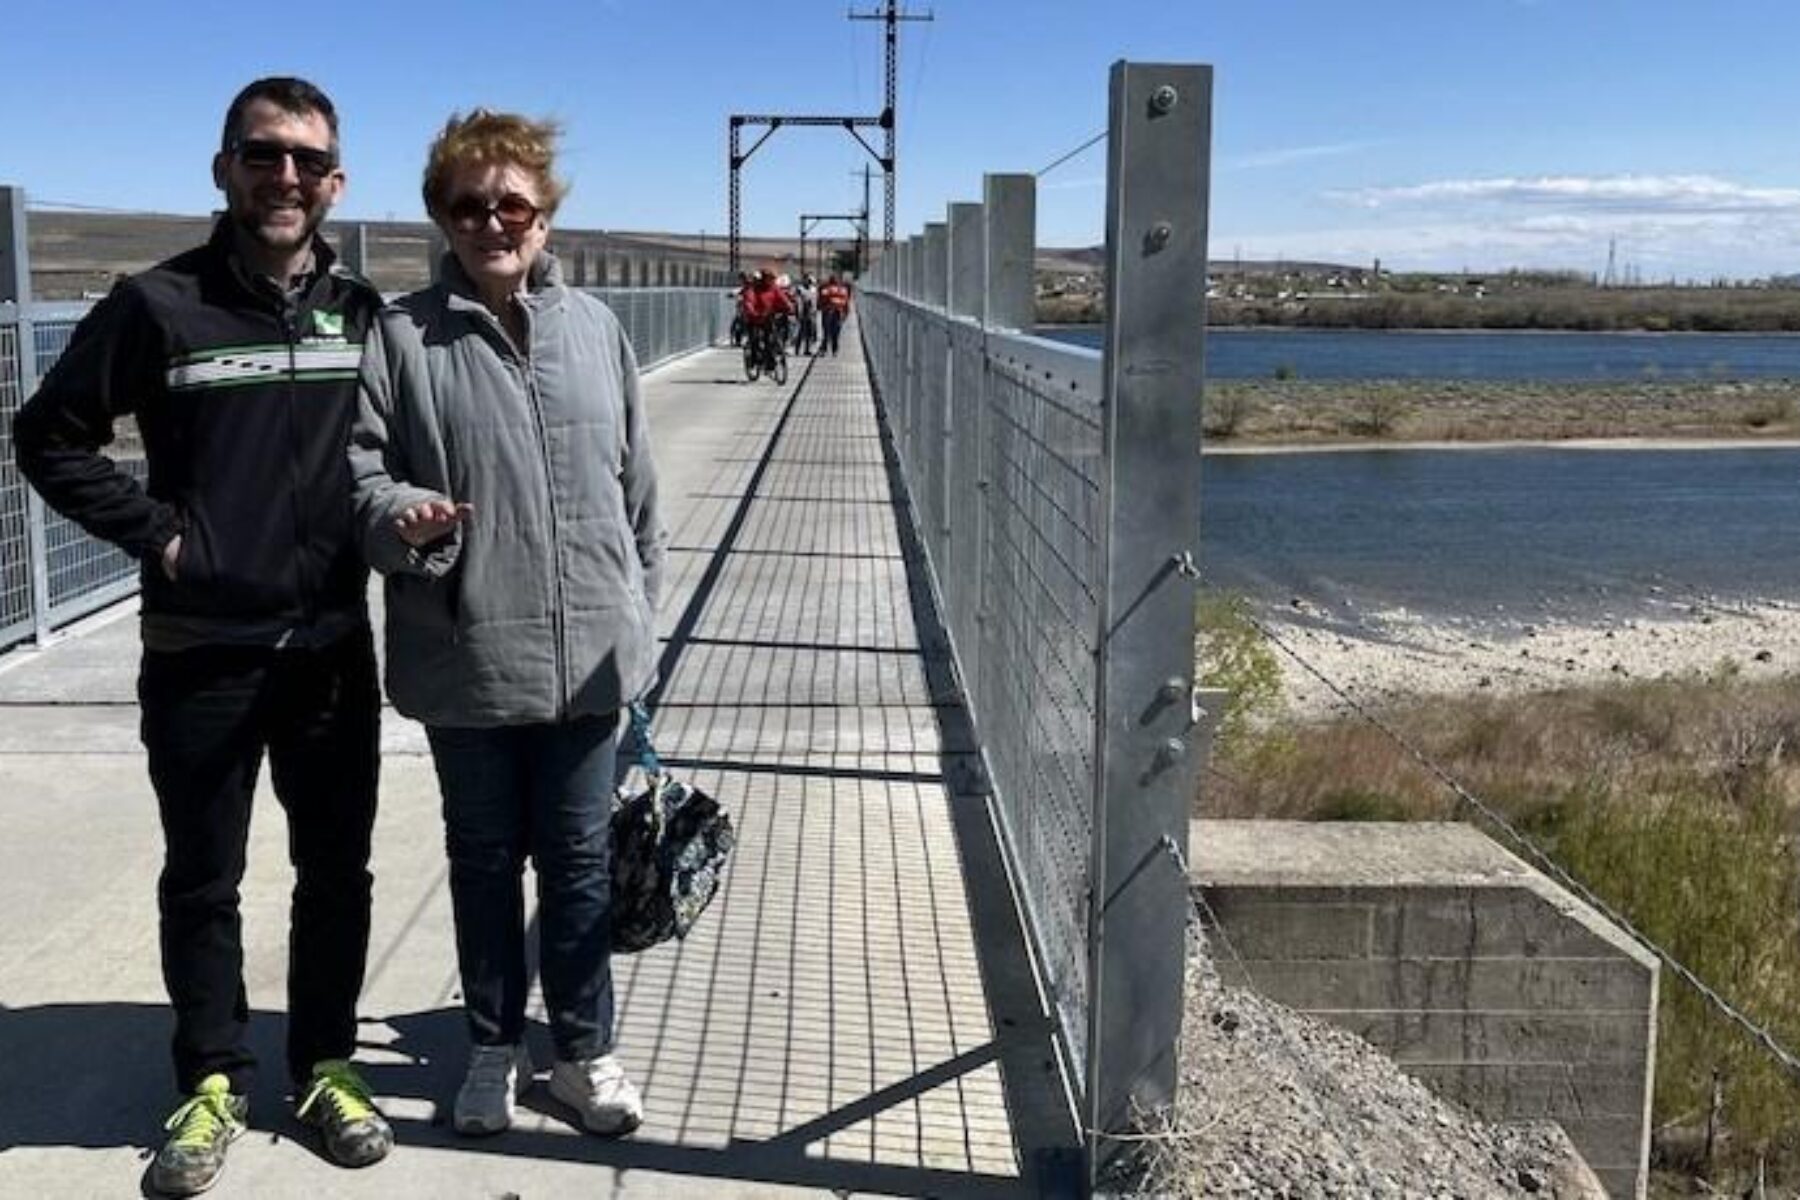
[422,109,569,220]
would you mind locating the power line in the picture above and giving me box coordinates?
[1037,130,1105,179]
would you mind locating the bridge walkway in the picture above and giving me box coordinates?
[0,320,1075,1198]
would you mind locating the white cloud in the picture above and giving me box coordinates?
[1215,172,1800,277]
[1331,174,1800,214]
[1224,140,1382,172]
[1217,209,1800,278]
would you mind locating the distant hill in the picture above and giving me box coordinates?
[23,211,779,300]
[1036,245,1359,277]
[23,211,1357,300]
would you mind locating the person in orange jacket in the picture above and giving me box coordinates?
[818,275,852,356]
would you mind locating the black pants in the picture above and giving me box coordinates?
[821,309,843,354]
[139,630,380,1094]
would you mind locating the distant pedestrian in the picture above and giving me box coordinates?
[730,270,751,345]
[12,77,393,1197]
[819,274,852,355]
[350,108,665,1141]
[793,273,818,355]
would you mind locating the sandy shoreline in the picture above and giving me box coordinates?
[1261,594,1800,722]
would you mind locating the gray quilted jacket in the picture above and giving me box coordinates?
[349,252,666,726]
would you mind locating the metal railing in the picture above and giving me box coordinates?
[595,286,733,372]
[860,62,1212,1176]
[0,187,731,654]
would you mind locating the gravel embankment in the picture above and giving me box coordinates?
[1131,930,1605,1199]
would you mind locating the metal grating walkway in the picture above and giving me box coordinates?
[610,338,1033,1187]
[0,320,1076,1199]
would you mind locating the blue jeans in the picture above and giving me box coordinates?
[425,713,620,1061]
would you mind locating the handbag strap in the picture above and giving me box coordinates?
[625,701,663,778]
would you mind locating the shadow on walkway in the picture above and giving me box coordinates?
[0,1000,1035,1197]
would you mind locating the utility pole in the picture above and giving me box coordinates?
[849,0,933,260]
[858,163,873,276]
[725,2,930,273]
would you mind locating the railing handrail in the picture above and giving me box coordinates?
[0,187,734,656]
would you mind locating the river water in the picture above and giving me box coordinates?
[1040,325,1800,381]
[1201,446,1800,622]
[1035,327,1800,620]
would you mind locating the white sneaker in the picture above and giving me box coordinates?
[548,1054,643,1135]
[454,1042,533,1135]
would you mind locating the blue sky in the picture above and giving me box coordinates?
[4,0,1798,279]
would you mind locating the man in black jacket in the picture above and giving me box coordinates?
[13,77,391,1196]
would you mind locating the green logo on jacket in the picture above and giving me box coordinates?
[312,310,345,338]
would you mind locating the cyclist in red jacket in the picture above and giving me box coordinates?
[739,269,793,372]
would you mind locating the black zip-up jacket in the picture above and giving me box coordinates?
[13,219,383,647]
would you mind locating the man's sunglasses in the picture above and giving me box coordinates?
[232,139,337,181]
[445,193,542,234]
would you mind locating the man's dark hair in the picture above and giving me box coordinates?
[220,77,339,156]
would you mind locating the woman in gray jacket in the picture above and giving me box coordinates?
[349,109,664,1139]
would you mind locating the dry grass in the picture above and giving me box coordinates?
[1207,675,1800,820]
[1202,674,1800,1184]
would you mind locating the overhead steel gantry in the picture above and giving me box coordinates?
[798,209,867,280]
[727,0,931,274]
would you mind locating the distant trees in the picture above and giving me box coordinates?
[1203,287,1800,333]
[1037,263,1800,332]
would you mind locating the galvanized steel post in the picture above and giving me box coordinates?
[1,187,52,645]
[983,174,1036,332]
[338,222,368,276]
[947,200,985,687]
[923,222,948,309]
[427,228,448,283]
[902,235,924,450]
[944,206,980,547]
[1086,61,1210,1166]
[948,202,984,321]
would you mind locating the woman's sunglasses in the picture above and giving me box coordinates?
[445,194,542,234]
[231,139,337,181]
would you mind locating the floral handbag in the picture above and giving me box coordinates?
[610,704,736,954]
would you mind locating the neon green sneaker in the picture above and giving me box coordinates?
[149,1074,247,1196]
[295,1059,393,1167]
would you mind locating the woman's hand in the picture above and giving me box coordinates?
[395,498,474,547]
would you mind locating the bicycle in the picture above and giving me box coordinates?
[741,321,788,385]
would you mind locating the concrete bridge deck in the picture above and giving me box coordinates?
[0,325,1077,1198]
